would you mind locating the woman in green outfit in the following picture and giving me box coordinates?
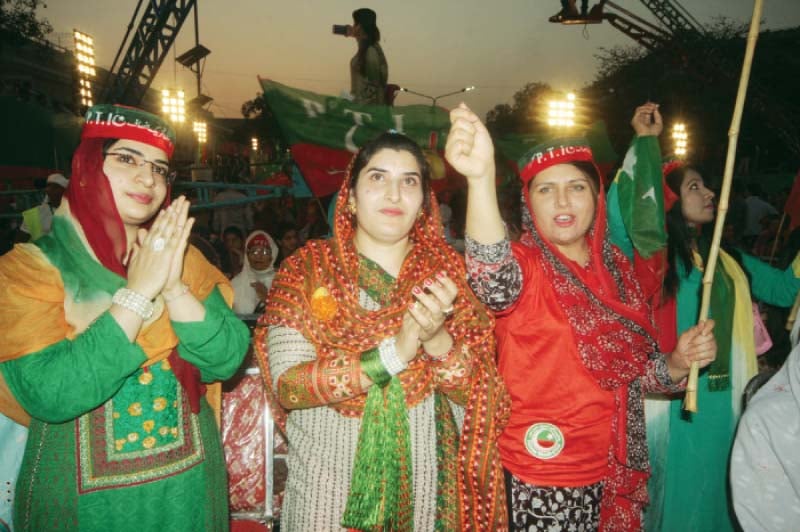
[0,104,249,531]
[610,103,800,531]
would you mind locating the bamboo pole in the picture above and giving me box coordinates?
[684,0,764,413]
[786,289,800,331]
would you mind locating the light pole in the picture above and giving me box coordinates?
[398,86,476,107]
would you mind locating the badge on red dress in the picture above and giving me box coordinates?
[524,422,565,460]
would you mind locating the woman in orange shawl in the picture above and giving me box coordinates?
[255,132,509,531]
[0,104,249,531]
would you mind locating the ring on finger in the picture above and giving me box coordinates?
[441,305,455,317]
[151,237,167,252]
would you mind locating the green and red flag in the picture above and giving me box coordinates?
[612,135,669,304]
[259,78,461,197]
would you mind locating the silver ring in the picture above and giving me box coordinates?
[151,237,166,252]
[442,305,455,316]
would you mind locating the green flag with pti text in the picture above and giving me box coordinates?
[259,78,454,196]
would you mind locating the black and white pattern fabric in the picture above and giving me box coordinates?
[506,471,602,532]
[464,231,523,312]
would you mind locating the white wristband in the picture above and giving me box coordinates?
[378,337,408,376]
[112,288,154,320]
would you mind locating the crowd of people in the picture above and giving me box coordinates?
[0,43,798,532]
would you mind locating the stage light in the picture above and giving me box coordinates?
[672,122,689,157]
[161,89,186,123]
[73,29,96,108]
[193,121,207,144]
[546,92,577,128]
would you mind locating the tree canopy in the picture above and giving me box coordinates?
[485,20,800,177]
[0,0,52,45]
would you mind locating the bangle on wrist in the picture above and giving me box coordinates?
[360,337,409,387]
[112,288,154,320]
[163,283,190,302]
[424,342,456,363]
[378,336,408,375]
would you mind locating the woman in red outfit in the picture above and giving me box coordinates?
[446,103,717,531]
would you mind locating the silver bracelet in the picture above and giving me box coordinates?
[378,337,408,376]
[112,288,154,320]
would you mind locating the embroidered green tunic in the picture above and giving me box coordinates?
[0,216,249,531]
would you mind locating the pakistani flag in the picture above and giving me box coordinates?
[259,79,460,197]
[612,135,668,303]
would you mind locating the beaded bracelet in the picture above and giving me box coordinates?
[112,288,154,320]
[378,337,408,375]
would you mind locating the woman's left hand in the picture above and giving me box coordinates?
[162,196,195,298]
[408,272,458,344]
[668,319,717,382]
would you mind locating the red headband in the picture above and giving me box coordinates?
[81,104,176,158]
[519,142,595,188]
[248,234,270,249]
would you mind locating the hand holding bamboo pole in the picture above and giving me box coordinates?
[684,0,764,413]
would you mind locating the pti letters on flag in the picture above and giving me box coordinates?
[259,78,455,197]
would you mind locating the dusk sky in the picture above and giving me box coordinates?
[41,1,800,120]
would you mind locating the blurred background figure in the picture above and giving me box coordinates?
[16,173,68,242]
[231,230,278,315]
[273,223,300,268]
[731,317,800,532]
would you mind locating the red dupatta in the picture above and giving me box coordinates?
[256,158,511,530]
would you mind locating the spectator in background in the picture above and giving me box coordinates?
[274,223,300,268]
[221,225,245,278]
[211,184,253,236]
[725,180,748,248]
[744,183,778,248]
[17,173,68,242]
[298,200,329,244]
[348,8,389,105]
[231,230,278,315]
[753,213,782,259]
[188,225,222,270]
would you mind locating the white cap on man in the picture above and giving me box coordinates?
[46,173,69,188]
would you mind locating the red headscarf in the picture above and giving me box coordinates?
[62,106,210,412]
